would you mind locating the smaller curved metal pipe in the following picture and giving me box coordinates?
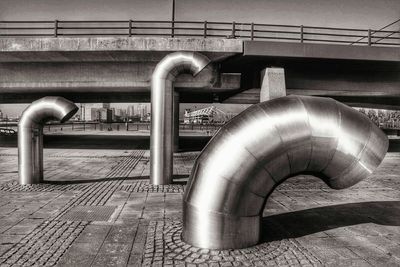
[18,96,78,185]
[150,51,214,185]
[183,95,388,250]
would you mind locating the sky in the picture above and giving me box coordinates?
[0,0,399,29]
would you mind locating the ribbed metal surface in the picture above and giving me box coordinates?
[60,206,117,222]
[183,95,389,250]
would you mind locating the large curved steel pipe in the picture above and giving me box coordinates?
[18,96,78,185]
[183,95,388,249]
[150,52,213,185]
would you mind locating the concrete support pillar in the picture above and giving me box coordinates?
[260,68,286,102]
[173,91,180,152]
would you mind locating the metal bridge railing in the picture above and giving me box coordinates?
[0,20,399,46]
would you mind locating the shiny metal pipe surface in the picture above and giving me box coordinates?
[150,52,213,185]
[18,96,78,184]
[183,95,388,249]
[173,91,180,153]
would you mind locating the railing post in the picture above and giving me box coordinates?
[250,23,254,40]
[129,19,132,37]
[171,0,175,38]
[300,25,304,43]
[231,21,236,38]
[368,29,372,46]
[204,21,207,38]
[54,20,58,37]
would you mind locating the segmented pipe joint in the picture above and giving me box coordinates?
[183,95,388,249]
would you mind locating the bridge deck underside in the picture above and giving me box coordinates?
[0,37,399,108]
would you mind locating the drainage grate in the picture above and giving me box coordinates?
[59,205,117,222]
[118,181,185,193]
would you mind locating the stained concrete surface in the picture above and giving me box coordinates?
[0,148,399,266]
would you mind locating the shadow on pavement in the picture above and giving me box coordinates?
[45,174,189,184]
[261,201,400,242]
[0,134,211,151]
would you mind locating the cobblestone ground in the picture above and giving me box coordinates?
[0,147,399,266]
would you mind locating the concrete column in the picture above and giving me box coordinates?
[173,91,180,152]
[260,68,286,102]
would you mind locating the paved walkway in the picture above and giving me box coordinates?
[0,148,399,266]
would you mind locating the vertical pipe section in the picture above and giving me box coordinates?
[183,95,388,249]
[173,91,180,152]
[18,96,78,185]
[150,52,212,185]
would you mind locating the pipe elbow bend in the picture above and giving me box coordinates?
[183,95,388,249]
[18,96,78,185]
[19,96,78,129]
[151,51,212,82]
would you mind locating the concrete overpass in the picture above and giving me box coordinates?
[219,41,400,110]
[0,20,399,109]
[0,37,242,103]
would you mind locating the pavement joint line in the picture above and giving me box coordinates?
[88,224,113,267]
[126,222,142,266]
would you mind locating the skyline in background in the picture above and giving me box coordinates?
[0,103,250,119]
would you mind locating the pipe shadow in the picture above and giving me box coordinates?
[0,135,211,151]
[44,174,189,185]
[261,201,400,242]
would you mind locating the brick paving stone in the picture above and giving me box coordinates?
[141,220,321,266]
[0,149,145,266]
[0,148,400,266]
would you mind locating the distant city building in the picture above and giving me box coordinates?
[110,108,115,121]
[80,104,85,120]
[99,108,112,122]
[90,108,100,121]
[115,108,127,122]
[137,104,148,121]
[81,103,115,122]
[78,103,150,122]
[127,105,135,117]
[115,108,122,117]
[83,103,102,121]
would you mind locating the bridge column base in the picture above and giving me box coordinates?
[260,67,286,102]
